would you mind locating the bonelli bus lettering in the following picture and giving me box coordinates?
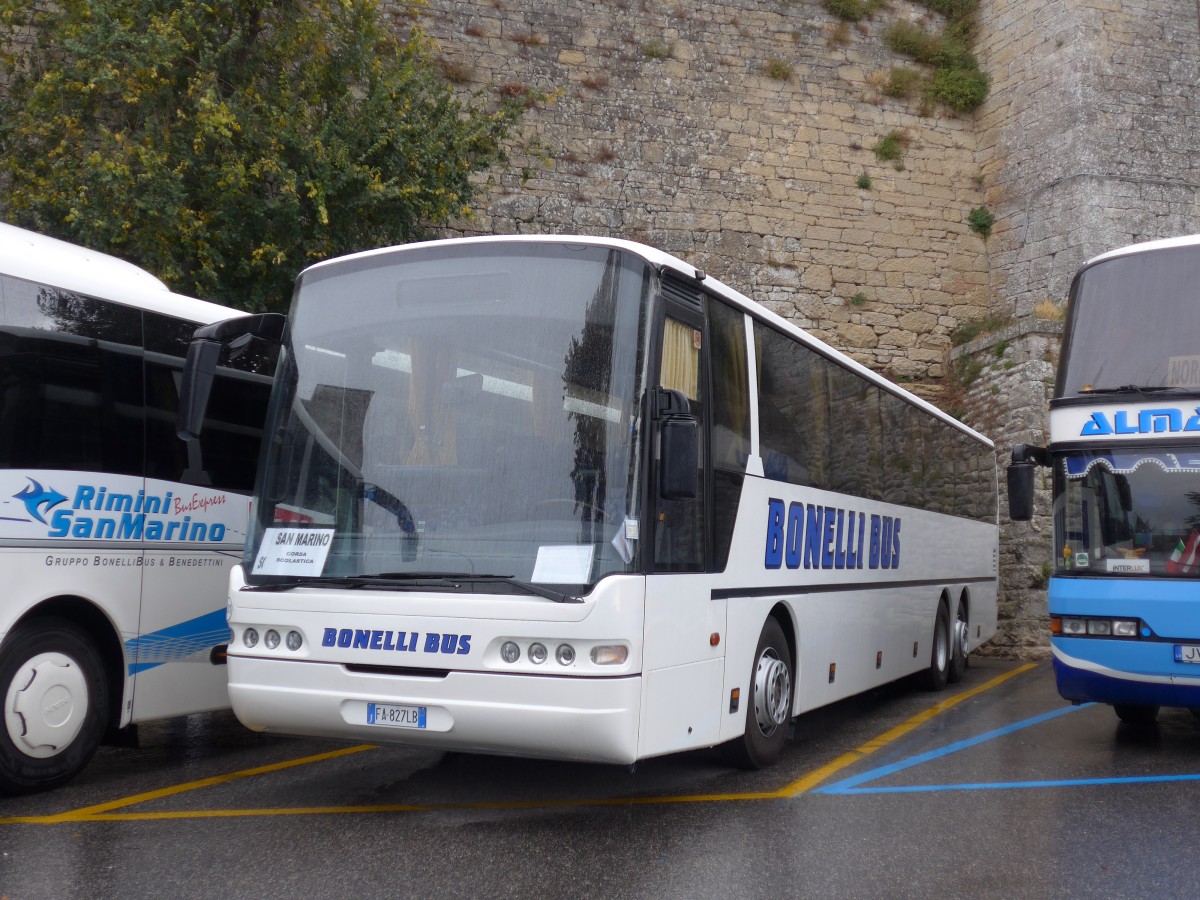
[0,224,273,795]
[182,235,998,769]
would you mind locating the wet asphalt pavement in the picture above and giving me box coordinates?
[3,658,1199,899]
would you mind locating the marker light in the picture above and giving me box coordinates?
[264,629,281,649]
[591,645,629,666]
[501,641,521,663]
[286,630,303,651]
[529,642,548,665]
[555,644,576,666]
[243,628,259,648]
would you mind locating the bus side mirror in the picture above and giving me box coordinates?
[660,417,698,500]
[177,312,286,441]
[177,339,221,441]
[1006,443,1049,521]
[1006,461,1036,521]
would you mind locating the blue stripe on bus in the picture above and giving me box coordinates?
[124,608,230,674]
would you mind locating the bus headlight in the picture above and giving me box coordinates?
[243,628,259,648]
[1060,617,1087,636]
[1054,616,1142,638]
[591,644,628,666]
[286,630,303,651]
[529,642,548,665]
[555,644,576,666]
[264,629,281,650]
[500,641,521,663]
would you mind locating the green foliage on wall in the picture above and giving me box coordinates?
[881,0,990,112]
[0,0,530,310]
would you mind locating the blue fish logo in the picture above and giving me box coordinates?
[14,479,68,524]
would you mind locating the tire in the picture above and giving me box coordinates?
[0,618,109,795]
[948,602,969,685]
[1114,704,1159,726]
[920,603,951,691]
[721,617,793,770]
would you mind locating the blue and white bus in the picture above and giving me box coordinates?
[182,235,998,767]
[1010,234,1200,724]
[0,224,273,793]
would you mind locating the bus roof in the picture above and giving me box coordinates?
[0,222,243,325]
[300,233,993,448]
[1085,233,1200,267]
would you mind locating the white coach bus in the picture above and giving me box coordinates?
[0,224,274,793]
[181,235,997,768]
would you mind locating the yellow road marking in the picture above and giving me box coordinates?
[2,663,1036,823]
[2,744,377,824]
[777,662,1037,796]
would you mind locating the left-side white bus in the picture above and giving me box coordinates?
[0,223,273,794]
[182,235,998,769]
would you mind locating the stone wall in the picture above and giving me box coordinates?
[951,321,1062,657]
[974,0,1200,317]
[414,0,994,385]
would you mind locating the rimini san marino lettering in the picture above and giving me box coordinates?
[44,484,228,543]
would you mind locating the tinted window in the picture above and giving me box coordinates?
[752,315,993,522]
[0,275,144,475]
[756,321,828,488]
[708,298,748,570]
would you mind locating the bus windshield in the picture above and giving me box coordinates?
[1053,447,1200,577]
[1057,245,1200,398]
[247,242,652,591]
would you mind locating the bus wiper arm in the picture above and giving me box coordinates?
[371,573,583,603]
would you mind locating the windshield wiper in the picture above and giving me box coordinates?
[370,573,583,604]
[1078,384,1189,395]
[245,572,582,603]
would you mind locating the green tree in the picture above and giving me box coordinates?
[0,0,530,310]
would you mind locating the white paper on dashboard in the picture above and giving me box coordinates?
[531,544,595,583]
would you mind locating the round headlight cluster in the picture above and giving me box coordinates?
[241,627,304,652]
[496,640,629,668]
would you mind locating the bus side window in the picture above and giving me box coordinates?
[0,277,143,476]
[655,314,705,572]
[707,298,749,571]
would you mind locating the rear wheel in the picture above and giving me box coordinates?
[920,603,950,691]
[948,603,969,684]
[1114,704,1159,726]
[721,617,793,769]
[0,618,109,795]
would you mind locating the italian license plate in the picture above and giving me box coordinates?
[367,702,427,729]
[1174,644,1200,664]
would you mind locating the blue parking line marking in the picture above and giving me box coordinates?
[821,772,1200,794]
[817,703,1094,795]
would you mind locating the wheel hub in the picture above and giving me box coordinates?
[954,616,969,658]
[5,652,88,759]
[753,650,791,736]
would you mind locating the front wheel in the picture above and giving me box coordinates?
[1114,704,1159,726]
[0,618,109,795]
[721,617,793,769]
